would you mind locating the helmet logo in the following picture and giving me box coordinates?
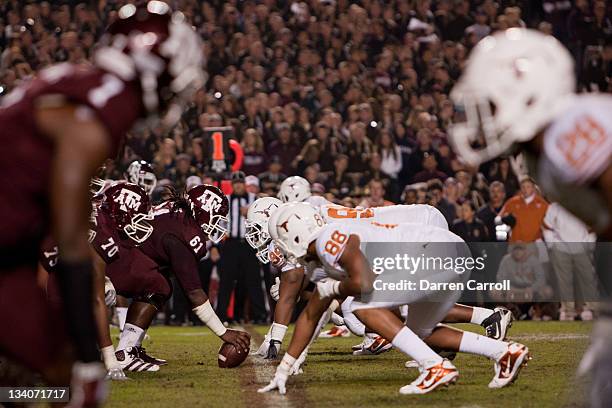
[255,203,279,218]
[116,188,143,212]
[197,189,222,212]
[279,213,303,233]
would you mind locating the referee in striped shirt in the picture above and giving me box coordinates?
[216,171,266,324]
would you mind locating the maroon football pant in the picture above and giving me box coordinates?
[106,248,171,299]
[0,266,69,374]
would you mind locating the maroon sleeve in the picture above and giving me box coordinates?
[90,212,120,264]
[162,234,202,294]
[35,64,143,157]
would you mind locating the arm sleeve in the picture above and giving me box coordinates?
[162,234,203,294]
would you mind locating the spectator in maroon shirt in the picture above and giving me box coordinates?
[241,128,267,176]
[267,123,299,174]
[412,153,448,183]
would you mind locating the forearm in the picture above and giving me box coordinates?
[93,283,112,348]
[274,295,296,326]
[274,269,303,325]
[338,278,363,297]
[286,293,333,358]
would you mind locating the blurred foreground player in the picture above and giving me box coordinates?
[449,28,611,407]
[0,1,204,403]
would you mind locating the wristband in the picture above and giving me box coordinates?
[193,300,227,337]
[332,280,341,296]
[278,353,297,375]
[270,322,288,343]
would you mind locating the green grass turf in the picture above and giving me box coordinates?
[107,321,592,408]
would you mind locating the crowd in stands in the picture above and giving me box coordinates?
[1,0,609,323]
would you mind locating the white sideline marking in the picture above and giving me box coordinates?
[509,333,589,341]
[237,325,295,408]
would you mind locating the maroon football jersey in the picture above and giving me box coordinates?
[90,210,122,265]
[0,63,142,252]
[140,205,209,265]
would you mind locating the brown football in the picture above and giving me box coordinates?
[218,342,249,368]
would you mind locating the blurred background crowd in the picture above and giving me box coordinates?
[1,0,609,324]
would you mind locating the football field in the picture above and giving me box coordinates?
[108,322,592,408]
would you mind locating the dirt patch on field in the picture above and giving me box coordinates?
[235,325,308,408]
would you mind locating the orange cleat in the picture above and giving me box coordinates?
[488,342,530,388]
[399,359,458,394]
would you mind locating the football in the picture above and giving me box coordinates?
[218,342,249,368]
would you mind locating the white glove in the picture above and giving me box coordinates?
[316,279,340,299]
[270,277,280,301]
[106,367,128,381]
[104,277,116,307]
[289,347,308,375]
[256,332,272,357]
[257,354,296,395]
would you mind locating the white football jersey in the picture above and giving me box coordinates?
[305,195,333,208]
[319,204,448,230]
[538,94,612,231]
[313,222,463,281]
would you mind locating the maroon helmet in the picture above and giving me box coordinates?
[184,184,229,243]
[101,181,153,244]
[90,165,108,196]
[94,1,205,126]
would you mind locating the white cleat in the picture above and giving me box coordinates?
[488,342,530,389]
[115,347,160,372]
[352,335,392,356]
[399,359,458,395]
[482,307,514,341]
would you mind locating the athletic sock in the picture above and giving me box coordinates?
[117,323,145,351]
[470,307,494,325]
[116,307,128,331]
[392,327,443,366]
[459,331,508,360]
[135,330,148,347]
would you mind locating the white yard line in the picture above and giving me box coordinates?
[237,325,298,408]
[509,333,589,341]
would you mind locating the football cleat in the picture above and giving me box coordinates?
[115,347,160,372]
[319,325,350,338]
[134,346,167,366]
[352,335,393,356]
[399,359,458,394]
[488,342,530,389]
[482,307,513,341]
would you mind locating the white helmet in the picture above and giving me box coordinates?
[245,197,283,263]
[449,28,575,166]
[126,160,157,196]
[277,176,311,203]
[271,203,326,264]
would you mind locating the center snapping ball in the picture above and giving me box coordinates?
[218,342,248,368]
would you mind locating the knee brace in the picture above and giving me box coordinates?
[133,292,170,311]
